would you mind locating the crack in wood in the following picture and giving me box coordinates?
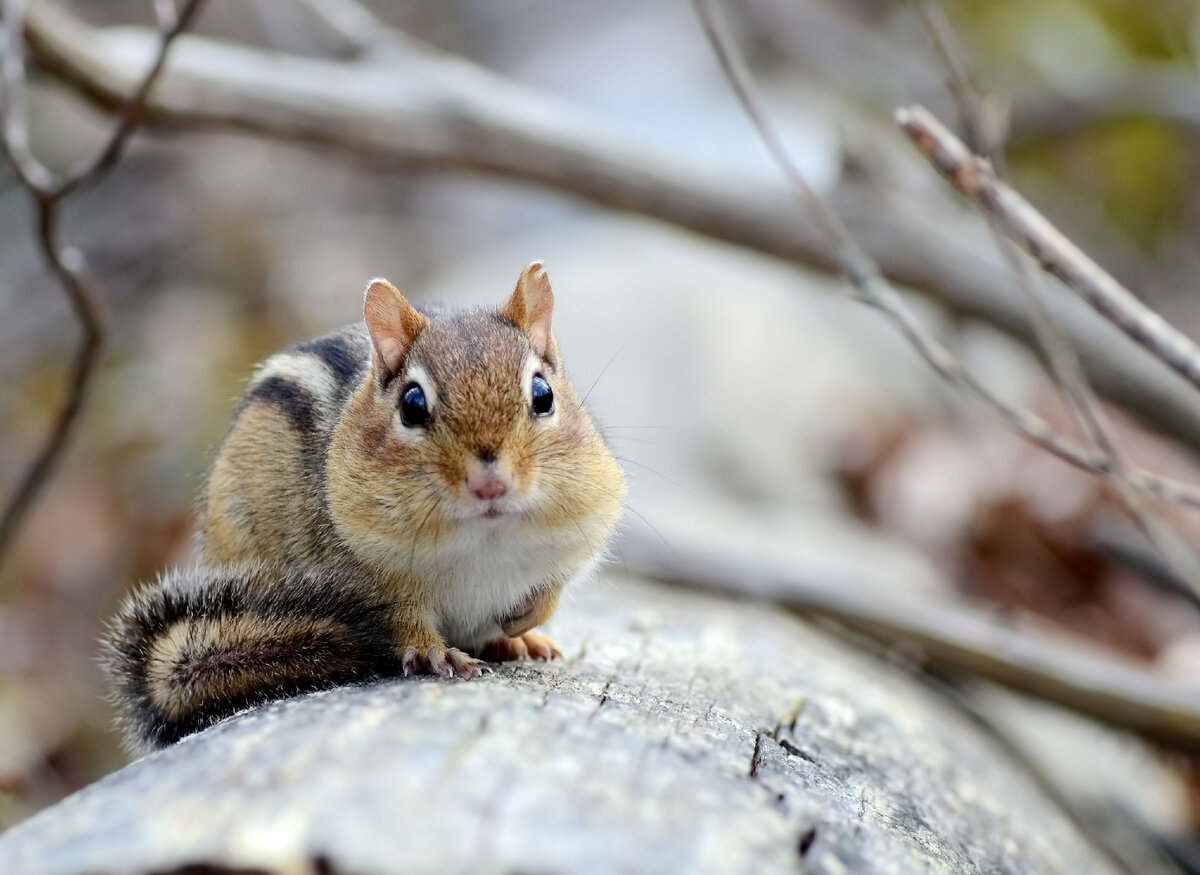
[749,730,769,779]
[797,825,818,858]
[778,738,817,764]
[587,677,614,724]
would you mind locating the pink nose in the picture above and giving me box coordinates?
[472,476,507,500]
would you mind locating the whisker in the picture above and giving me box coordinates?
[600,425,682,432]
[601,435,670,448]
[407,480,443,579]
[581,341,629,406]
[614,455,696,498]
[532,464,676,559]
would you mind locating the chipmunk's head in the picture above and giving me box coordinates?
[327,262,624,574]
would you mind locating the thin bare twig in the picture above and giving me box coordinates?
[897,102,1200,397]
[913,0,1008,161]
[0,0,206,563]
[689,0,1200,525]
[914,1,1200,603]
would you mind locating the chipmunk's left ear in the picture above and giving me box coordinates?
[364,278,428,378]
[502,261,555,363]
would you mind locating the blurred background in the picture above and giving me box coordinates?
[3,0,1200,858]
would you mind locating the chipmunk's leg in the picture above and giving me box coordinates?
[393,614,486,680]
[477,585,564,662]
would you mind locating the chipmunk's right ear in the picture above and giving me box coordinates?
[502,261,555,363]
[364,278,428,379]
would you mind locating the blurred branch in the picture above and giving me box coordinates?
[620,529,1200,755]
[0,0,205,563]
[913,2,1200,601]
[250,0,386,60]
[898,104,1200,398]
[688,0,1200,539]
[745,1,1200,146]
[19,1,1200,453]
[289,0,389,56]
[1010,65,1200,144]
[1088,517,1200,606]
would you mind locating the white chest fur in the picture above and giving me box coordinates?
[408,518,589,650]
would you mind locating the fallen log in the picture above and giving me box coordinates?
[0,576,1124,875]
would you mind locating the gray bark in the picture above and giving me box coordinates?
[0,577,1121,875]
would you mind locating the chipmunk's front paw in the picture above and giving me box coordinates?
[478,632,562,662]
[400,644,487,680]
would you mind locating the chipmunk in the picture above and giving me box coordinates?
[103,262,625,751]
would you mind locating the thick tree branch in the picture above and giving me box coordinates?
[0,578,1131,875]
[19,1,1200,452]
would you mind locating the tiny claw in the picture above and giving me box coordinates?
[397,643,484,680]
[400,646,419,676]
[425,644,450,678]
[445,648,486,680]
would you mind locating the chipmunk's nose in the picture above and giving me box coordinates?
[466,456,509,501]
[473,477,507,500]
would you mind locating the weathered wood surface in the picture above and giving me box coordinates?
[0,577,1120,875]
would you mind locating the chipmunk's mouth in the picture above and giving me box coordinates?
[449,492,533,522]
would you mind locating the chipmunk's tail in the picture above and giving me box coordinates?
[101,563,398,751]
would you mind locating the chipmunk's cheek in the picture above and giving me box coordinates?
[356,409,415,466]
[507,456,538,504]
[355,419,388,453]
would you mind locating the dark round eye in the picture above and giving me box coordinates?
[531,373,554,417]
[400,383,429,428]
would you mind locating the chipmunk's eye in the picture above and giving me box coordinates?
[531,373,554,417]
[400,383,430,428]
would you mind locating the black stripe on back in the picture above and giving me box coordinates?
[240,376,316,433]
[296,334,363,394]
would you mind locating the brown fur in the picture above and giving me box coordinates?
[145,614,349,720]
[501,585,564,637]
[107,264,625,749]
[501,261,555,360]
[102,563,398,750]
[205,404,331,565]
[206,263,623,667]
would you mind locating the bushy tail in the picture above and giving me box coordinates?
[101,563,398,751]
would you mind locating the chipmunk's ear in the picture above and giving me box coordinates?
[502,261,555,362]
[364,278,428,378]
